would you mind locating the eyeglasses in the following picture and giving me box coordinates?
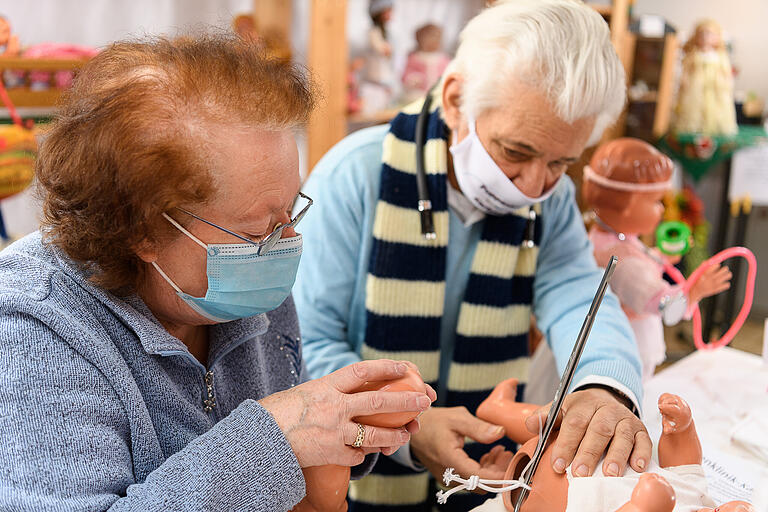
[175,191,312,256]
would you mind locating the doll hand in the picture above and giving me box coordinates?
[689,264,732,304]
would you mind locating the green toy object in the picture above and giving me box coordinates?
[656,221,692,256]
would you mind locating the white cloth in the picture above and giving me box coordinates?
[469,462,716,512]
[630,314,667,382]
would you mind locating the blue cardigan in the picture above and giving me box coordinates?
[0,232,339,511]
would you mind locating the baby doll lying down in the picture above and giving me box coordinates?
[457,379,755,512]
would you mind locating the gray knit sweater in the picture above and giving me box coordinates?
[0,232,359,511]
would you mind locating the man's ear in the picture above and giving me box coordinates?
[441,73,464,132]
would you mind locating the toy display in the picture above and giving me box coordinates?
[581,138,737,378]
[439,378,756,511]
[672,19,738,136]
[358,0,396,114]
[401,23,450,103]
[291,367,428,512]
[20,43,98,90]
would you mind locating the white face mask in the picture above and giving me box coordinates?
[449,116,560,215]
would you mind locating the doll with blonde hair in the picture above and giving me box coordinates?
[672,19,737,135]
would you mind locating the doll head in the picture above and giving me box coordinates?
[685,19,726,53]
[0,16,11,47]
[582,138,674,236]
[415,24,443,53]
[369,0,393,25]
[232,14,258,42]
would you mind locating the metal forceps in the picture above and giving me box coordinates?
[513,256,618,512]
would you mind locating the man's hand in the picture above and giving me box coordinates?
[411,406,514,484]
[525,387,651,478]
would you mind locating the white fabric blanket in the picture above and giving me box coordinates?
[469,461,716,512]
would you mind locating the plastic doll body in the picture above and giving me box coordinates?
[476,378,568,512]
[657,393,702,468]
[614,473,676,512]
[474,379,724,512]
[291,368,427,512]
[582,138,731,379]
[0,17,19,57]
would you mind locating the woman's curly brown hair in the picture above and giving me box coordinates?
[35,33,315,294]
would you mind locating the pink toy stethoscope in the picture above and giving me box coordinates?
[662,246,756,350]
[603,219,757,351]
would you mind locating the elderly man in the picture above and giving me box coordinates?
[295,0,649,510]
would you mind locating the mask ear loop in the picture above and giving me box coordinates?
[150,213,209,295]
[162,212,208,250]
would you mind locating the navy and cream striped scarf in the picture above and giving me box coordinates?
[348,96,542,511]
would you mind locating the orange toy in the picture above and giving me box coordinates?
[292,368,428,512]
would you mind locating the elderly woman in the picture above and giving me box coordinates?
[295,0,650,510]
[0,36,434,511]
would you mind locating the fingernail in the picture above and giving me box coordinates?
[418,396,431,409]
[553,458,566,473]
[489,425,504,436]
[397,363,408,374]
[574,464,589,477]
[606,463,619,477]
[636,458,646,470]
[400,431,410,442]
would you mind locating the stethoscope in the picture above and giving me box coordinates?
[414,90,537,246]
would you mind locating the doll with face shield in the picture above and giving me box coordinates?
[581,138,731,381]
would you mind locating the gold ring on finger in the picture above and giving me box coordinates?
[352,422,366,448]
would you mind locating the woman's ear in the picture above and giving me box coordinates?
[134,238,158,263]
[441,73,464,132]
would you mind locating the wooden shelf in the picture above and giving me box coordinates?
[0,57,90,71]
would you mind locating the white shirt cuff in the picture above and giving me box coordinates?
[572,375,641,416]
[387,441,427,472]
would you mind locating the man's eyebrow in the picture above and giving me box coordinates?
[496,139,542,156]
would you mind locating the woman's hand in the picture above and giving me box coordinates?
[525,387,652,478]
[260,359,433,468]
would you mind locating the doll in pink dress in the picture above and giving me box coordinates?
[582,138,731,380]
[401,23,450,103]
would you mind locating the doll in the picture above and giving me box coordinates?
[359,0,396,114]
[672,19,738,136]
[453,378,753,511]
[292,367,429,512]
[581,138,732,381]
[401,24,451,103]
[0,16,19,56]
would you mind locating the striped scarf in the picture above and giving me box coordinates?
[348,96,542,511]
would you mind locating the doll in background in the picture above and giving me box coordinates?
[401,23,450,103]
[672,19,738,135]
[582,138,731,381]
[0,16,19,56]
[359,0,395,114]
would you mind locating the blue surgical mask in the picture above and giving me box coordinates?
[152,214,302,322]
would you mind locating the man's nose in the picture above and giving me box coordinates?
[515,161,548,198]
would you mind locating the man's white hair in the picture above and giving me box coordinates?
[443,0,626,146]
